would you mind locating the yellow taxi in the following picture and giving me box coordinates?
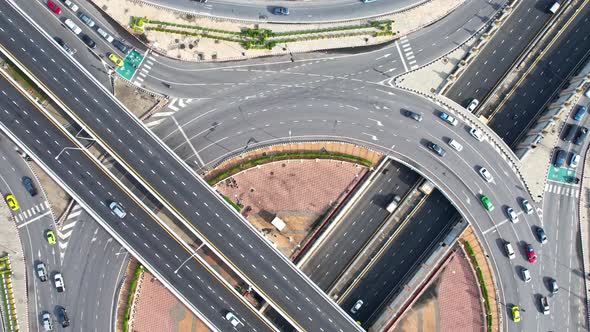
[108,53,124,67]
[5,194,19,211]
[511,305,521,323]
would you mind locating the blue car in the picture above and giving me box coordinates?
[574,106,587,121]
[273,7,289,15]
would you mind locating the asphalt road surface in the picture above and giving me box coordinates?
[341,190,456,327]
[143,0,422,23]
[0,74,272,332]
[488,1,590,147]
[445,0,556,110]
[0,2,363,331]
[301,159,421,291]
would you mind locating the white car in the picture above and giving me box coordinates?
[54,273,65,292]
[469,127,485,141]
[64,18,81,35]
[42,312,53,331]
[109,201,127,219]
[36,263,47,282]
[570,153,580,168]
[63,0,79,11]
[448,138,463,152]
[467,99,479,112]
[585,87,590,98]
[351,299,363,314]
[521,199,533,214]
[505,242,515,259]
[506,207,519,223]
[225,311,241,327]
[478,167,493,182]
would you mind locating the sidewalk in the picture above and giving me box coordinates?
[0,201,28,332]
[578,144,590,329]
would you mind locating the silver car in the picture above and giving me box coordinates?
[109,201,127,219]
[478,167,493,182]
[467,99,479,111]
[36,263,47,282]
[351,299,363,314]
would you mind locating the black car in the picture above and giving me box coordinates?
[53,37,74,55]
[554,149,566,167]
[549,278,558,294]
[58,306,70,327]
[428,142,446,157]
[112,39,130,54]
[403,110,423,122]
[22,176,37,196]
[81,34,96,49]
[574,126,588,145]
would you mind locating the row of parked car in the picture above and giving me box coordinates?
[555,105,588,168]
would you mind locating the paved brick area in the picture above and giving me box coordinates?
[438,251,484,332]
[133,271,211,332]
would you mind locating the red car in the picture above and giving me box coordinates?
[526,244,537,263]
[47,0,62,15]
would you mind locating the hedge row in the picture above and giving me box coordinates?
[208,152,373,185]
[123,265,144,332]
[464,241,492,332]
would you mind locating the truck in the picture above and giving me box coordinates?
[386,195,401,213]
[541,296,550,315]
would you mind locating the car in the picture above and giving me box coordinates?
[439,112,459,126]
[64,18,81,35]
[480,195,494,212]
[467,99,479,112]
[506,207,518,223]
[54,273,65,292]
[110,201,127,218]
[574,105,587,121]
[427,142,446,157]
[22,176,38,196]
[61,0,79,11]
[53,37,74,55]
[36,263,48,281]
[511,305,521,323]
[447,138,463,152]
[273,6,289,15]
[469,127,485,141]
[5,194,19,211]
[536,227,547,244]
[96,27,115,43]
[570,153,580,168]
[521,267,531,283]
[362,0,377,2]
[46,230,56,245]
[526,244,537,263]
[42,312,53,331]
[504,241,515,259]
[109,53,124,67]
[554,149,567,167]
[541,296,550,315]
[81,34,96,49]
[521,199,533,214]
[225,311,241,327]
[549,278,559,293]
[478,167,493,182]
[574,126,588,145]
[47,0,62,14]
[586,87,590,98]
[58,306,70,327]
[112,39,131,54]
[563,123,578,142]
[403,110,422,122]
[351,299,363,314]
[78,12,95,28]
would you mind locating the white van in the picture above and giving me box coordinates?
[448,138,463,152]
[521,268,531,283]
[96,27,115,43]
[64,18,82,35]
[505,242,515,259]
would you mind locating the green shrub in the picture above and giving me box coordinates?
[223,196,242,212]
[123,265,144,332]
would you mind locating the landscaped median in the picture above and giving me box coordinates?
[0,255,19,332]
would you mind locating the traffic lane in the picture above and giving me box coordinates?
[0,11,362,331]
[488,2,590,146]
[14,0,119,85]
[302,161,422,290]
[445,0,554,107]
[60,212,129,332]
[341,190,456,326]
[0,76,274,332]
[145,0,418,23]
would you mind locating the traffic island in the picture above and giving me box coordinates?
[92,0,463,61]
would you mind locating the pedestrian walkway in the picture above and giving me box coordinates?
[545,181,580,198]
[13,200,50,225]
[0,202,27,332]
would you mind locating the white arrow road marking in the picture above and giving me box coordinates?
[376,89,396,96]
[362,133,378,141]
[376,53,391,60]
[368,118,383,126]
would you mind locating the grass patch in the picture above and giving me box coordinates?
[464,241,492,332]
[223,195,242,212]
[208,152,373,186]
[122,265,144,332]
[3,59,47,103]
